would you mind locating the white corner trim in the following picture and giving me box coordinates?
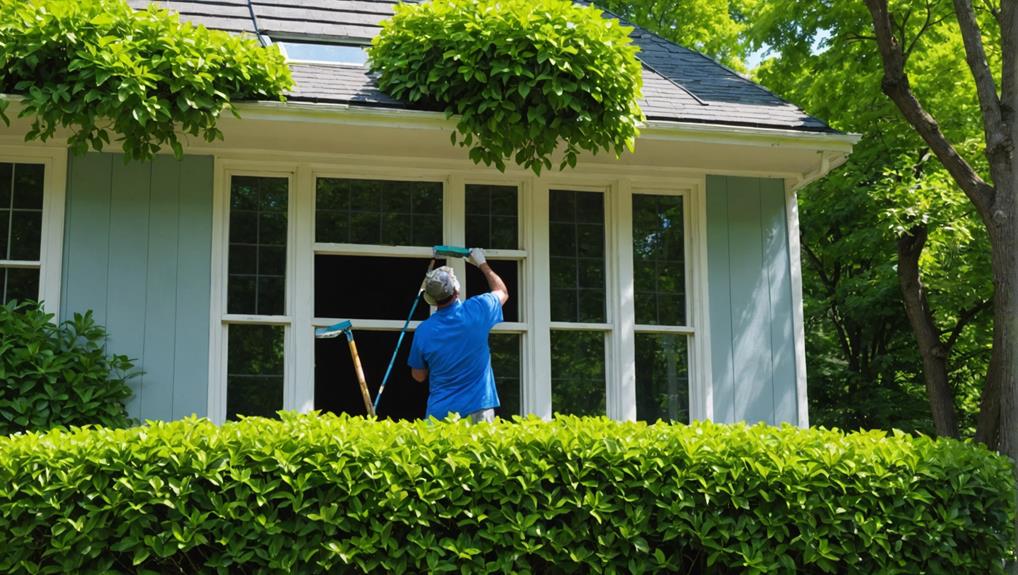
[207,163,228,424]
[785,184,809,428]
[688,177,713,422]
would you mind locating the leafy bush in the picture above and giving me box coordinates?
[0,301,135,434]
[0,414,1011,574]
[0,0,292,160]
[369,0,644,175]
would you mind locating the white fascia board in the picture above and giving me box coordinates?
[234,100,860,150]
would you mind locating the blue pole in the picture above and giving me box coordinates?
[374,258,436,413]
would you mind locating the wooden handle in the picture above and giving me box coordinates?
[347,338,375,417]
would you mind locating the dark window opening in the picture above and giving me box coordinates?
[465,259,519,322]
[315,330,427,421]
[315,255,445,320]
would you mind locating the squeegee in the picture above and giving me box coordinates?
[374,245,471,413]
[315,320,375,416]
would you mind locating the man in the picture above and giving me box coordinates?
[408,247,509,423]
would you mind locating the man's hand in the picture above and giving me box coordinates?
[468,247,487,268]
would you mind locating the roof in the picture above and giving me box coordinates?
[129,0,834,133]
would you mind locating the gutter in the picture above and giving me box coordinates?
[232,100,861,153]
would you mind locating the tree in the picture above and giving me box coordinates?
[745,0,994,437]
[859,0,1016,560]
[592,0,753,71]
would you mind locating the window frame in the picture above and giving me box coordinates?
[0,145,67,313]
[209,165,297,423]
[208,157,711,424]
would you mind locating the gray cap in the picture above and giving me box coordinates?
[423,266,460,306]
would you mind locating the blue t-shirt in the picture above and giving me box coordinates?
[408,292,503,419]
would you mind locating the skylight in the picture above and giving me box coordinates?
[276,41,369,66]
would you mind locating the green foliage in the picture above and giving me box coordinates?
[368,0,644,175]
[0,301,135,435]
[0,413,1012,574]
[0,0,293,160]
[740,0,995,435]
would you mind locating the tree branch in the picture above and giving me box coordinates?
[944,298,993,352]
[952,0,1010,163]
[864,0,996,219]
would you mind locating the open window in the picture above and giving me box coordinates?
[313,177,444,420]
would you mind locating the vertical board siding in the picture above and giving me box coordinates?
[705,177,735,423]
[706,175,798,425]
[61,152,213,422]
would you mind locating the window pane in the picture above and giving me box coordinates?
[549,190,605,322]
[227,324,285,420]
[551,331,605,416]
[315,255,445,320]
[13,164,44,210]
[315,330,427,421]
[633,194,686,325]
[490,333,521,418]
[0,209,8,259]
[465,259,518,322]
[2,268,40,303]
[0,163,11,207]
[280,42,368,65]
[9,210,42,260]
[228,176,288,315]
[635,334,689,423]
[465,184,518,249]
[315,179,443,246]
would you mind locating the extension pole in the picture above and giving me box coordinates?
[345,330,375,416]
[375,258,436,413]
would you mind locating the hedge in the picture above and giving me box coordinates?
[0,414,1012,574]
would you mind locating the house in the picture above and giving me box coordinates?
[0,0,855,426]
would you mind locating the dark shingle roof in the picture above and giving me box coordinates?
[130,0,832,132]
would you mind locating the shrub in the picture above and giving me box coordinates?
[0,301,135,434]
[0,413,1011,574]
[0,0,293,160]
[368,0,644,175]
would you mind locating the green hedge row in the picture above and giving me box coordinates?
[0,414,1012,574]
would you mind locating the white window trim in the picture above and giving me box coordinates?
[0,145,67,317]
[207,156,714,424]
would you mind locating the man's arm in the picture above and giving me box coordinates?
[411,368,428,382]
[469,248,509,306]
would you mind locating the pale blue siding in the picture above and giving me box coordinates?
[706,175,799,425]
[61,152,213,422]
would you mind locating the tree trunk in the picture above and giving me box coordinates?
[990,187,1017,575]
[896,224,960,437]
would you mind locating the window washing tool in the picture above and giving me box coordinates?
[374,245,472,413]
[314,320,375,417]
